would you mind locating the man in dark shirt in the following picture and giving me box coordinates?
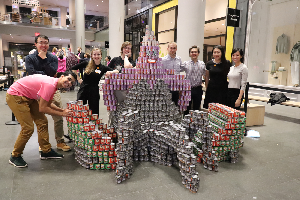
[25,35,71,152]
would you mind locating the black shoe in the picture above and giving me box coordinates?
[64,134,73,143]
[9,155,28,168]
[40,148,64,160]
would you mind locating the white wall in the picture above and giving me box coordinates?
[248,0,300,84]
[247,1,270,83]
[205,0,228,21]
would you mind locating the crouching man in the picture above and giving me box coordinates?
[6,70,77,168]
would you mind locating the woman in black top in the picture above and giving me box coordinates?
[203,45,231,109]
[108,41,135,72]
[72,48,117,115]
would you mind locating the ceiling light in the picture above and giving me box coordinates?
[97,5,98,6]
[222,24,224,25]
[10,34,11,35]
[129,9,130,10]
[102,1,103,2]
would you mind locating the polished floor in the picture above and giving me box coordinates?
[0,88,300,200]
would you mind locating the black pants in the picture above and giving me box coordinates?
[227,88,242,110]
[171,91,179,106]
[77,84,100,115]
[184,86,203,115]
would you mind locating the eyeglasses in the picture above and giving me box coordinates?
[124,47,131,50]
[67,77,76,86]
[37,41,49,45]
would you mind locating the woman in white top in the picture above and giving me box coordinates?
[227,48,248,109]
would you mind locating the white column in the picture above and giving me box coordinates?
[69,0,76,28]
[0,35,3,68]
[70,39,76,53]
[0,0,5,17]
[177,0,206,62]
[109,0,124,58]
[75,0,85,52]
[59,7,68,27]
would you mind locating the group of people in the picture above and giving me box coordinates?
[161,42,248,115]
[7,34,247,168]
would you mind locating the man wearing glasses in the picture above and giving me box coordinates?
[25,35,71,152]
[7,71,77,167]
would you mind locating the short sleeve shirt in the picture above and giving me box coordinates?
[7,74,58,101]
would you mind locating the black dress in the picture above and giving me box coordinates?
[72,61,112,115]
[203,60,231,108]
[108,56,136,72]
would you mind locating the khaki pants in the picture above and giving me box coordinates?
[51,90,64,143]
[6,93,51,157]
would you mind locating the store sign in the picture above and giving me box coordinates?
[226,8,241,28]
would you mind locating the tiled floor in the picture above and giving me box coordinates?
[0,88,300,200]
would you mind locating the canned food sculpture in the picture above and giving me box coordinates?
[102,25,191,112]
[66,101,117,170]
[114,79,200,193]
[191,103,246,171]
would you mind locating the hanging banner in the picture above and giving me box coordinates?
[226,8,241,28]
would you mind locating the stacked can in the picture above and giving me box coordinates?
[115,109,139,183]
[66,100,117,170]
[112,80,200,193]
[207,103,246,163]
[102,25,191,112]
[182,110,218,172]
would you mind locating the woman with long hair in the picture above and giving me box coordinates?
[203,45,231,108]
[227,48,248,109]
[71,48,118,115]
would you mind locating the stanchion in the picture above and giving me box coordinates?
[5,72,19,125]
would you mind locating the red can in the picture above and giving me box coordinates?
[97,131,103,139]
[109,157,115,164]
[112,133,117,138]
[103,123,107,129]
[100,138,106,145]
[82,111,88,118]
[91,114,98,121]
[77,105,83,111]
[106,137,111,144]
[78,118,83,124]
[109,143,115,151]
[98,124,103,130]
[91,131,97,139]
[89,124,96,131]
[108,151,114,157]
[104,145,110,151]
[95,119,100,124]
[84,118,89,124]
[110,127,114,133]
[84,125,90,132]
[72,118,78,124]
[93,145,99,151]
[88,110,92,116]
[114,150,117,157]
[98,145,104,151]
[95,139,101,145]
[83,104,89,110]
[99,118,103,124]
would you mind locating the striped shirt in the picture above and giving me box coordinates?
[162,54,182,75]
[181,60,205,87]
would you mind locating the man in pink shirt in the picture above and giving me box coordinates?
[6,70,77,168]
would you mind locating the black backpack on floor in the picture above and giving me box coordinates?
[267,93,290,106]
